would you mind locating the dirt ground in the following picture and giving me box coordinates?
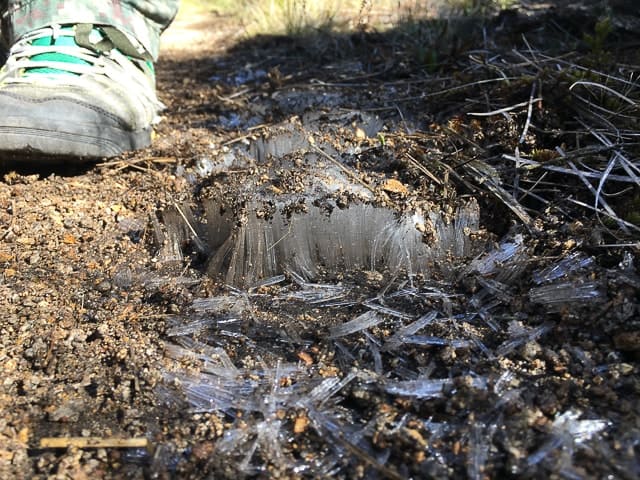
[1,3,639,479]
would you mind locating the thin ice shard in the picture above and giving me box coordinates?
[169,372,243,414]
[303,377,343,406]
[306,409,404,480]
[366,334,383,374]
[163,341,201,363]
[362,299,413,320]
[474,277,513,304]
[203,197,481,286]
[283,271,352,305]
[385,375,487,398]
[250,274,287,290]
[423,417,451,440]
[329,311,385,339]
[496,322,553,357]
[384,377,450,398]
[532,252,594,284]
[402,335,471,349]
[302,370,358,407]
[467,422,490,480]
[167,317,213,337]
[164,338,240,377]
[493,370,516,395]
[527,410,608,468]
[529,281,604,309]
[191,295,250,313]
[470,235,524,276]
[151,209,183,265]
[384,311,438,350]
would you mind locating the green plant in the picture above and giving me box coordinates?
[446,0,516,17]
[584,17,612,54]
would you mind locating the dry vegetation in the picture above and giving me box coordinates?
[182,0,516,36]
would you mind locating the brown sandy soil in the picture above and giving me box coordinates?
[1,3,639,479]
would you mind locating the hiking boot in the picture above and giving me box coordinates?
[0,24,163,161]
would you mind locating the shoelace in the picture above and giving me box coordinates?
[0,24,163,113]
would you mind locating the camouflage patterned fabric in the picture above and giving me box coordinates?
[0,0,179,60]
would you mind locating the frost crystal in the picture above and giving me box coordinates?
[527,409,609,469]
[529,281,604,309]
[385,377,450,398]
[329,311,385,339]
[532,252,594,284]
[470,235,525,276]
[203,200,480,286]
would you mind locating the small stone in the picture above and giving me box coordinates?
[113,268,133,288]
[618,363,634,375]
[297,351,313,366]
[48,400,83,423]
[520,340,542,360]
[95,280,112,293]
[192,441,216,460]
[404,428,428,448]
[382,178,409,195]
[613,331,640,351]
[293,414,309,434]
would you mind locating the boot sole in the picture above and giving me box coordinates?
[0,117,151,162]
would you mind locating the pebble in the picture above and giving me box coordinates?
[613,331,640,351]
[95,280,112,293]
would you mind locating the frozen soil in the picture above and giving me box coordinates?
[1,3,639,479]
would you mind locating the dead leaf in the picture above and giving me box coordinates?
[382,179,409,195]
[63,234,77,245]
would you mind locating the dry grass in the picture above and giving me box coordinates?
[242,0,409,36]
[404,21,640,238]
[178,0,516,36]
